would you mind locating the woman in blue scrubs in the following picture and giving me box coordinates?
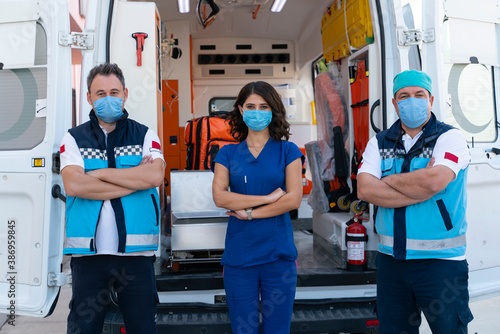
[212,81,304,334]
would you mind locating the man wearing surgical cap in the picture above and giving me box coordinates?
[357,70,472,333]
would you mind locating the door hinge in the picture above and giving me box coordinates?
[52,151,61,174]
[398,28,435,46]
[58,31,94,50]
[48,272,71,287]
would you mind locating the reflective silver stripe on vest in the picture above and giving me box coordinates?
[126,234,159,246]
[64,237,92,249]
[65,235,158,249]
[378,234,466,251]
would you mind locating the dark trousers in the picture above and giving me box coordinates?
[376,253,473,334]
[67,255,158,334]
[223,258,297,334]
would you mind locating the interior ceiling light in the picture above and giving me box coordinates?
[270,0,287,12]
[178,0,190,13]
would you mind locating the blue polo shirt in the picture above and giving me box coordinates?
[213,138,304,267]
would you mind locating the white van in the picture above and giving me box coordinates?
[1,0,499,333]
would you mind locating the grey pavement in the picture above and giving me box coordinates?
[0,284,71,334]
[420,296,500,334]
[1,257,71,334]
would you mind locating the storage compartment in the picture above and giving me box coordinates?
[321,0,374,62]
[169,170,228,263]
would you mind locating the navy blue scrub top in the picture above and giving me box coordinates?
[213,138,304,267]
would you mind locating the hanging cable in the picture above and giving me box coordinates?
[343,0,354,55]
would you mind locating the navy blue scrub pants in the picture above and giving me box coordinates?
[223,258,297,334]
[376,253,473,334]
[67,255,158,334]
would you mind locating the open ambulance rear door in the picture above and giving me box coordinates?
[0,0,73,317]
[0,0,161,320]
[79,0,162,137]
[374,0,500,301]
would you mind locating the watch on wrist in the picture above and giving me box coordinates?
[245,208,253,220]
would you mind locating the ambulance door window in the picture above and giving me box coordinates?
[0,23,47,151]
[441,20,497,143]
[34,21,47,66]
[401,1,422,70]
[209,97,236,115]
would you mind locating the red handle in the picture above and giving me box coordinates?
[132,32,148,66]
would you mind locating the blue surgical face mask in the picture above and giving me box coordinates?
[243,109,273,132]
[397,97,429,128]
[93,96,124,123]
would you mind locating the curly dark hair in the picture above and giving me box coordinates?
[229,81,291,142]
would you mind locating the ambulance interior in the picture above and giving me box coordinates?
[82,0,382,281]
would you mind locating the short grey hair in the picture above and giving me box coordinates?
[87,63,126,92]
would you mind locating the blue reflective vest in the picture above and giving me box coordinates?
[63,110,160,255]
[375,113,468,260]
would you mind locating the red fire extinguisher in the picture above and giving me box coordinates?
[346,212,368,271]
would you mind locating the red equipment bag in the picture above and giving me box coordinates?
[184,112,235,170]
[204,138,238,170]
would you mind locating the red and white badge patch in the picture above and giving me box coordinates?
[149,141,162,153]
[444,152,458,163]
[60,144,65,154]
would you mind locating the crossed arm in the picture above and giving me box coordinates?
[62,155,164,201]
[212,158,303,219]
[357,158,455,209]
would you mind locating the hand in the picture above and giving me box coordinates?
[226,210,248,220]
[266,188,286,204]
[140,154,154,165]
[426,157,435,168]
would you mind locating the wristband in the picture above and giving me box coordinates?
[245,208,253,220]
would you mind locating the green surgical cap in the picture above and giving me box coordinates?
[393,70,432,96]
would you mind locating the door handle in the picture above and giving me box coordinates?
[52,184,66,203]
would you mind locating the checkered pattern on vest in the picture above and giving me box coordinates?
[379,147,433,160]
[80,148,107,160]
[114,145,142,158]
